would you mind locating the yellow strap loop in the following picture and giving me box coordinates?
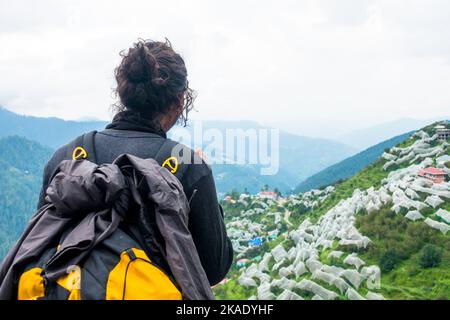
[162,156,178,174]
[72,147,88,160]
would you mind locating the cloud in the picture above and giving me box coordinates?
[0,0,449,137]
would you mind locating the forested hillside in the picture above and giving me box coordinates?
[215,122,450,300]
[0,136,53,259]
[295,131,414,193]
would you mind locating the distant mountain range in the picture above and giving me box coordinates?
[0,107,357,193]
[0,107,106,149]
[294,131,414,193]
[338,117,449,150]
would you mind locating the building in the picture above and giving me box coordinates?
[248,237,263,247]
[418,167,448,184]
[223,195,236,204]
[258,191,278,200]
[435,125,450,140]
[236,259,250,268]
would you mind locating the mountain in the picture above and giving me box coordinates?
[0,107,107,149]
[338,117,449,150]
[0,107,357,193]
[214,121,450,300]
[172,120,357,193]
[0,136,53,259]
[294,131,414,193]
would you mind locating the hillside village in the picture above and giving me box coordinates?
[215,121,450,300]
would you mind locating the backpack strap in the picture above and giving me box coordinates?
[66,130,98,164]
[154,139,189,181]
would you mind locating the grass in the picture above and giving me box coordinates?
[379,252,450,300]
[355,204,450,300]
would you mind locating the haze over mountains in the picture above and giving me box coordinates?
[0,107,106,149]
[337,117,449,150]
[0,107,356,193]
[294,131,414,193]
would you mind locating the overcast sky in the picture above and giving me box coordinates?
[0,0,449,137]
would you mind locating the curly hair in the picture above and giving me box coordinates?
[113,38,195,126]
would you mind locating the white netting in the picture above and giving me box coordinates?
[294,261,307,277]
[435,208,450,224]
[361,266,381,290]
[238,276,258,287]
[278,266,294,277]
[321,265,345,277]
[341,269,362,289]
[311,270,337,286]
[366,291,385,300]
[405,210,425,221]
[257,282,275,300]
[424,218,450,235]
[425,195,444,208]
[343,253,366,270]
[331,277,350,294]
[346,288,366,300]
[276,289,304,300]
[296,279,338,300]
[258,253,272,272]
[271,244,288,263]
[305,258,323,273]
[271,277,297,291]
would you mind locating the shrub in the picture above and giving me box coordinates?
[379,249,400,272]
[419,244,442,269]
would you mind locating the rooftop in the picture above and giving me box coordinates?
[419,167,447,175]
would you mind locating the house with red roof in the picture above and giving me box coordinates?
[223,195,236,203]
[418,167,448,184]
[258,191,278,200]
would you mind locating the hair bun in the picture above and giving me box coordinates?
[114,38,194,123]
[126,59,149,83]
[151,77,167,86]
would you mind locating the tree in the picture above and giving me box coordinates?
[419,244,442,268]
[274,187,282,197]
[379,249,400,272]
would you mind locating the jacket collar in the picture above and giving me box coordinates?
[106,110,167,138]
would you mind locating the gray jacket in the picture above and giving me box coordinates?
[0,154,214,300]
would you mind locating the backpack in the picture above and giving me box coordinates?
[16,131,188,300]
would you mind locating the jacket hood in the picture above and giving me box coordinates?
[45,160,130,217]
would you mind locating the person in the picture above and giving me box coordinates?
[36,38,233,286]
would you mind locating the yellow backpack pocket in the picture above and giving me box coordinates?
[17,267,45,300]
[106,248,182,300]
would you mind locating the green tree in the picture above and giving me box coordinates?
[419,244,442,269]
[379,249,400,272]
[274,187,282,197]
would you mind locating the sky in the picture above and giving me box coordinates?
[0,0,449,138]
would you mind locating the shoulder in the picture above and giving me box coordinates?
[43,133,88,178]
[41,143,70,182]
[162,138,213,186]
